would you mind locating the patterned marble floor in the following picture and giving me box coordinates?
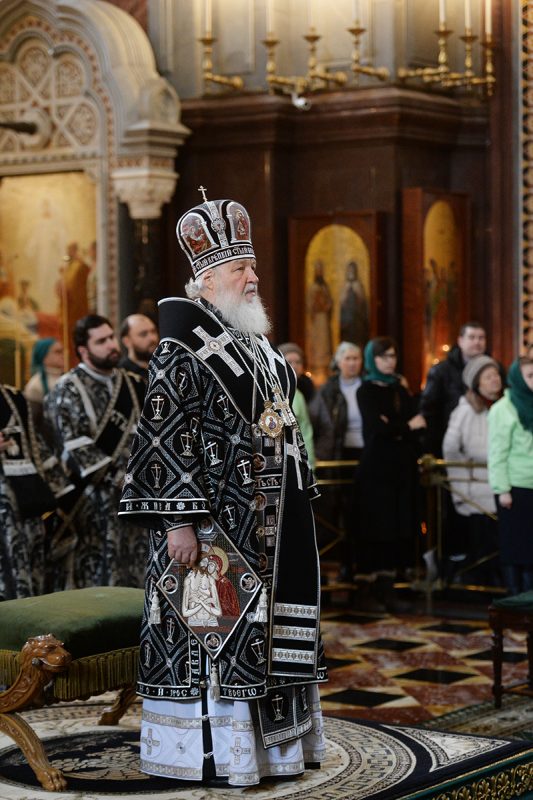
[318,591,529,726]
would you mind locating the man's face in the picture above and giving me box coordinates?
[81,323,120,372]
[202,257,270,336]
[458,327,486,359]
[124,316,159,362]
[211,259,258,305]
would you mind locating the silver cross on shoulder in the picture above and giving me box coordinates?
[193,326,244,376]
[286,427,304,490]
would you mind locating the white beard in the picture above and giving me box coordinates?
[213,285,272,336]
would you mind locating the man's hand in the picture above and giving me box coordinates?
[167,525,198,566]
[498,492,512,509]
[408,413,427,431]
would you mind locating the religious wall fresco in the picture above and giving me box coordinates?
[0,171,97,383]
[304,224,370,385]
[422,200,461,377]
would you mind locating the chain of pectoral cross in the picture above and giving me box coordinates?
[224,326,297,431]
[232,330,277,403]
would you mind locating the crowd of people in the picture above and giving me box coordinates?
[1,289,532,616]
[0,312,158,600]
[279,321,533,610]
[2,310,533,613]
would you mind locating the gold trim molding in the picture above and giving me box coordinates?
[521,0,533,352]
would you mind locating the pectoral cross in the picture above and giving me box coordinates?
[272,386,297,427]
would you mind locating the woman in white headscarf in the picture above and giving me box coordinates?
[443,354,503,586]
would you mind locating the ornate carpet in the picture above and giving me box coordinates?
[423,694,533,741]
[0,701,533,799]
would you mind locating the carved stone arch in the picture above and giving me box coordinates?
[0,0,189,333]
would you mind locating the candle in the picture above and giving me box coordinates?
[464,0,472,31]
[353,0,360,23]
[308,0,314,30]
[485,0,492,35]
[266,0,274,33]
[439,0,446,26]
[204,0,212,35]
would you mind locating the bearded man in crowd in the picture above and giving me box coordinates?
[44,314,146,589]
[119,190,327,786]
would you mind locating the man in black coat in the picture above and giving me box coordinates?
[419,321,504,574]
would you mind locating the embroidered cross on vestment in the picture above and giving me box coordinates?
[193,326,244,376]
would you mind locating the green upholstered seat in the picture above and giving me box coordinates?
[492,590,533,611]
[0,587,144,659]
[0,588,144,787]
[0,587,144,700]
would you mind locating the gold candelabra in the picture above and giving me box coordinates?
[262,34,309,97]
[262,28,348,101]
[397,25,452,83]
[303,28,348,91]
[199,34,243,94]
[262,19,396,102]
[347,22,389,85]
[397,27,495,97]
[198,12,495,103]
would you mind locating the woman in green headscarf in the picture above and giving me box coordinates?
[488,356,533,595]
[23,338,64,429]
[354,337,426,611]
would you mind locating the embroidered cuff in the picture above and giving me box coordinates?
[119,497,209,516]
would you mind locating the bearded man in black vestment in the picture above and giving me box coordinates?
[119,190,327,786]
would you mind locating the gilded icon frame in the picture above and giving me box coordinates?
[288,212,385,385]
[402,188,471,393]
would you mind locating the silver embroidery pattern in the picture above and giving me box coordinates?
[273,602,318,619]
[272,625,317,641]
[272,648,316,663]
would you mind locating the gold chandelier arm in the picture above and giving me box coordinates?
[199,35,243,94]
[262,36,309,96]
[347,24,390,86]
[204,73,243,90]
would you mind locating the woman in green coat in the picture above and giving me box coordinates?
[488,356,533,595]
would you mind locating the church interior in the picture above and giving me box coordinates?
[1,1,533,798]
